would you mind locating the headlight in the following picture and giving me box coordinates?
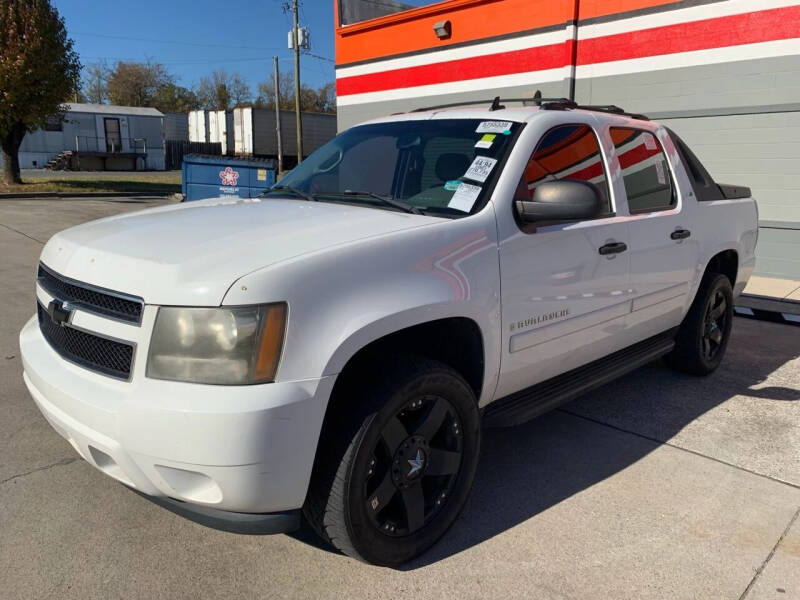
[146,304,287,384]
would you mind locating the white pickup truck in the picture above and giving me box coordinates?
[20,97,758,566]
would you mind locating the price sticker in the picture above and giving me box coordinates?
[463,156,498,183]
[447,182,482,212]
[476,121,512,134]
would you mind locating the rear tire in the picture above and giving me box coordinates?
[303,356,481,566]
[666,272,733,375]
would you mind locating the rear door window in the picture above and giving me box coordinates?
[611,128,675,213]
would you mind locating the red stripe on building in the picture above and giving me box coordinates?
[337,40,573,96]
[564,161,604,183]
[577,5,800,65]
[617,143,660,170]
[337,5,800,97]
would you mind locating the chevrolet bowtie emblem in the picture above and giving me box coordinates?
[47,299,73,326]
[407,449,425,477]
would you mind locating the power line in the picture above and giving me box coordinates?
[73,31,283,51]
[82,56,279,66]
[303,52,334,63]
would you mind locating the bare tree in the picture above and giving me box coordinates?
[315,81,336,113]
[229,72,251,107]
[196,69,251,110]
[255,76,336,113]
[83,60,109,104]
[255,71,295,110]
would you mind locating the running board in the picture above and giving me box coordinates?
[483,330,676,428]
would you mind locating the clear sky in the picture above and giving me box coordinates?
[52,0,336,96]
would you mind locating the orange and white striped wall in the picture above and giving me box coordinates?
[334,0,800,279]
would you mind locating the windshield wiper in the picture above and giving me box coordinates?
[340,190,424,215]
[263,185,318,202]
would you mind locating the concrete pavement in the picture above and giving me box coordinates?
[1,199,798,599]
[745,275,800,302]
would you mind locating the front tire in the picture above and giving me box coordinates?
[303,357,481,566]
[666,272,733,375]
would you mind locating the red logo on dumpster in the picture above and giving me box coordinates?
[219,167,240,186]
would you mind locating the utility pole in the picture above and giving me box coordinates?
[292,0,303,164]
[273,56,284,174]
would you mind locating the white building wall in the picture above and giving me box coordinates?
[8,109,166,170]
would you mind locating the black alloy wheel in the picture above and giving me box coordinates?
[666,272,733,375]
[303,357,481,566]
[702,288,728,361]
[363,395,463,537]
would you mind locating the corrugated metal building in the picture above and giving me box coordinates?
[188,108,337,160]
[163,113,189,142]
[7,103,166,170]
[334,0,800,279]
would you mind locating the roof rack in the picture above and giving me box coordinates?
[408,96,536,113]
[406,89,649,120]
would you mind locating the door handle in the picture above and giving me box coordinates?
[598,242,628,255]
[671,229,691,240]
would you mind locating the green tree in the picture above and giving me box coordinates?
[0,0,80,184]
[107,60,174,107]
[150,83,201,113]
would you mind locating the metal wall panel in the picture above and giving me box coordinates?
[242,108,336,157]
[573,55,800,118]
[753,226,800,280]
[163,113,189,141]
[336,79,569,130]
[658,111,800,224]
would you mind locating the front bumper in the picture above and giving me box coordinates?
[134,490,301,534]
[20,315,334,516]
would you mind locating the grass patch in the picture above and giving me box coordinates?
[0,171,182,195]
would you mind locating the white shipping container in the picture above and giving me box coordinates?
[234,107,254,155]
[219,110,229,155]
[208,110,229,154]
[188,110,207,143]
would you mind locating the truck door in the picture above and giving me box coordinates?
[495,122,632,399]
[608,127,699,341]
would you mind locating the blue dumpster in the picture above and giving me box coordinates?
[181,154,276,202]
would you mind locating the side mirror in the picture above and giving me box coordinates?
[515,180,603,223]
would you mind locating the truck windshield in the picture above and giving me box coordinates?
[269,119,521,217]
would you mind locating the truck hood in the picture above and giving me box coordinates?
[40,196,439,306]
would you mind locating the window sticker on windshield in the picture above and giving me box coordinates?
[476,121,511,134]
[475,133,496,149]
[444,179,461,191]
[655,160,666,184]
[448,183,482,212]
[463,156,498,183]
[643,133,657,150]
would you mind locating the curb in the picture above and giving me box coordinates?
[0,191,178,199]
[734,293,800,327]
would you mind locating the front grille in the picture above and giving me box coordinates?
[37,263,143,325]
[37,303,134,380]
